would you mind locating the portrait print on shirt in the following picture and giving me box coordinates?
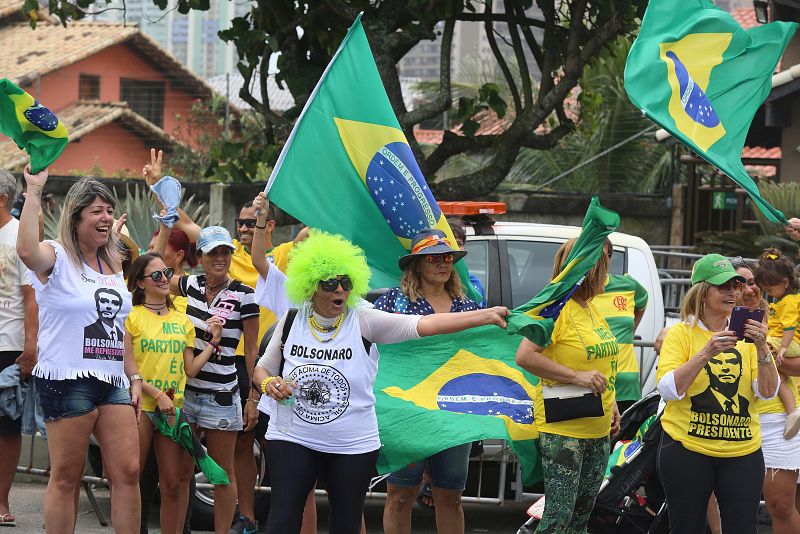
[83,287,125,361]
[688,348,752,441]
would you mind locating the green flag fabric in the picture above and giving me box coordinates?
[624,0,796,224]
[265,14,478,302]
[0,79,68,173]
[155,408,230,485]
[375,325,543,484]
[506,197,620,346]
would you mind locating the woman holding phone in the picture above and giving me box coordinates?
[657,254,778,533]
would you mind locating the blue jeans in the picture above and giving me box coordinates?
[388,442,472,491]
[35,375,131,422]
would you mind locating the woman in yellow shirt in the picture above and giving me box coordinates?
[125,252,223,534]
[657,254,778,534]
[515,238,621,533]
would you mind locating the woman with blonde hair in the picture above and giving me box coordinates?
[657,254,778,533]
[16,166,142,534]
[514,237,621,533]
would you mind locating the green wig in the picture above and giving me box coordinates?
[285,230,372,307]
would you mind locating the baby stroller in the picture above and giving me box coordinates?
[518,392,668,534]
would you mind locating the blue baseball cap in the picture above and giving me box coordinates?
[197,226,235,254]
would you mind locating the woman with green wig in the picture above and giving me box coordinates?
[249,194,508,534]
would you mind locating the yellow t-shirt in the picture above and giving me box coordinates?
[767,293,800,345]
[229,239,294,356]
[593,274,648,402]
[757,376,800,414]
[658,322,761,457]
[125,306,195,413]
[533,299,619,439]
[172,295,188,315]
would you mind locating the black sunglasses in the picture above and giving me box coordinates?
[319,276,353,292]
[142,268,175,282]
[235,218,257,229]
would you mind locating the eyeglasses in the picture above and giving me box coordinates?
[713,279,742,292]
[424,253,454,264]
[319,276,353,292]
[235,218,257,229]
[729,256,745,268]
[142,268,175,282]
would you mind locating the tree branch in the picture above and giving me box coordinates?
[457,12,545,28]
[484,0,522,115]
[399,18,454,126]
[504,2,532,107]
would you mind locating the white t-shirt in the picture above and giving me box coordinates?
[0,218,30,351]
[30,241,132,387]
[257,302,421,454]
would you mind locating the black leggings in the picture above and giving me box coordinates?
[657,432,764,534]
[264,440,379,534]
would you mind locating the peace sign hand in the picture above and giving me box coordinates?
[143,148,163,187]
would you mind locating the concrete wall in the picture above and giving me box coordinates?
[34,176,673,246]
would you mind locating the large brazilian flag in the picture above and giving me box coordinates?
[624,0,796,224]
[266,13,475,299]
[0,79,68,173]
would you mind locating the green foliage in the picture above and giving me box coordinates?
[753,181,800,237]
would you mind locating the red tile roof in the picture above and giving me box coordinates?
[742,146,780,177]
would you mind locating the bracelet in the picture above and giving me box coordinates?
[260,376,276,394]
[255,223,267,229]
[208,340,221,354]
[154,390,165,401]
[758,354,773,365]
[246,398,259,403]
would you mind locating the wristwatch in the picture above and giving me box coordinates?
[128,373,143,382]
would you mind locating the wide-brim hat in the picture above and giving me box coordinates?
[198,225,236,254]
[398,228,466,271]
[691,254,746,286]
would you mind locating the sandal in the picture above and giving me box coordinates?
[0,513,15,527]
[416,483,435,510]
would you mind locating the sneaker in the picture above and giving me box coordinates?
[785,410,800,439]
[230,515,258,534]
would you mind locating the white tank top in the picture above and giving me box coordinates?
[267,302,380,454]
[30,241,132,387]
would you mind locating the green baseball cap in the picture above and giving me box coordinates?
[691,254,746,286]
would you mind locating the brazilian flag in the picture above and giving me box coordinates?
[624,0,796,224]
[506,197,620,347]
[376,326,542,485]
[265,14,477,301]
[0,79,68,173]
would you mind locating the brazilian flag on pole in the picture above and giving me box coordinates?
[624,0,796,224]
[265,13,477,301]
[0,79,68,173]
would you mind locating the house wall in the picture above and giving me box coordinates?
[47,122,153,176]
[781,99,800,182]
[19,42,202,174]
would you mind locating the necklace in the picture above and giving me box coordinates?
[204,278,230,305]
[308,311,344,343]
[143,302,168,313]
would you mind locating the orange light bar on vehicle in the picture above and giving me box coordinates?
[438,201,507,216]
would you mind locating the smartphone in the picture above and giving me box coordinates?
[729,306,766,343]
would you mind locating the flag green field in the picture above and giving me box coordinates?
[0,78,68,173]
[264,14,478,301]
[624,0,796,224]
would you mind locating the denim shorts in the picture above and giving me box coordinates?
[182,389,243,431]
[0,352,22,436]
[35,376,132,422]
[388,442,472,491]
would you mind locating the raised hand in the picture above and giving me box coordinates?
[113,213,127,237]
[253,191,269,220]
[143,148,163,187]
[23,164,48,188]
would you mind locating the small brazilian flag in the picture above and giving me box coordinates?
[506,197,620,347]
[376,326,542,485]
[265,14,477,300]
[0,79,68,173]
[624,0,796,224]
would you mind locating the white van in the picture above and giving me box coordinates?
[462,221,665,395]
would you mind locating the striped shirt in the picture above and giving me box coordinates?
[178,275,259,392]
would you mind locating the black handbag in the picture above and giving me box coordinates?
[541,384,604,423]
